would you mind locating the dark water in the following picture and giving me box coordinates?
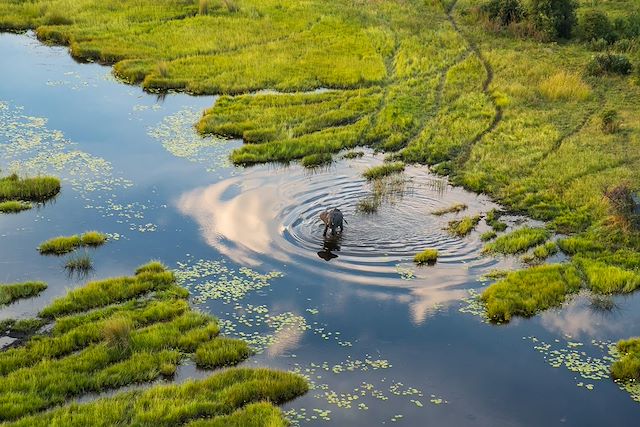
[0,32,639,426]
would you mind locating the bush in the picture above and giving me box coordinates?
[529,0,578,40]
[613,12,640,40]
[578,10,616,43]
[586,53,633,76]
[481,0,526,26]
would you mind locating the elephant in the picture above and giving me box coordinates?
[319,208,346,236]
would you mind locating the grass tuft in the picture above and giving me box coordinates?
[483,227,550,254]
[0,282,47,306]
[38,232,107,255]
[447,215,481,237]
[363,162,405,180]
[102,316,133,352]
[538,71,591,101]
[611,338,640,381]
[195,337,251,369]
[64,254,94,276]
[135,260,168,275]
[0,201,31,214]
[414,249,438,265]
[301,153,332,168]
[0,174,60,203]
[432,203,467,216]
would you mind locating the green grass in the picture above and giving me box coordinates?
[195,337,251,369]
[301,152,332,168]
[481,264,582,322]
[64,254,94,275]
[447,215,481,237]
[414,249,438,265]
[480,230,497,241]
[0,264,307,422]
[483,227,550,254]
[611,338,640,382]
[363,162,405,180]
[485,209,507,231]
[575,256,640,295]
[0,282,47,306]
[38,232,108,255]
[0,201,31,213]
[342,150,365,159]
[0,174,60,203]
[356,197,379,214]
[522,241,559,263]
[432,203,467,216]
[135,260,168,275]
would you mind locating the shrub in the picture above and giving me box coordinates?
[414,249,438,265]
[586,53,633,76]
[481,0,526,26]
[600,109,621,134]
[613,12,640,40]
[578,10,616,43]
[539,71,591,101]
[529,0,578,40]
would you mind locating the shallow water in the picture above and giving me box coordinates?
[1,32,639,426]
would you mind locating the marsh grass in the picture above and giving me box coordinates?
[414,249,438,265]
[342,150,364,159]
[480,230,497,241]
[64,254,94,277]
[38,231,107,255]
[357,173,409,214]
[432,203,467,216]
[447,215,481,237]
[481,264,582,322]
[0,201,31,213]
[194,337,251,368]
[483,227,550,254]
[356,197,379,214]
[135,260,168,275]
[0,265,307,421]
[0,174,60,203]
[575,256,640,294]
[485,209,507,232]
[363,162,405,180]
[0,282,47,306]
[301,152,332,168]
[522,241,559,263]
[611,338,640,381]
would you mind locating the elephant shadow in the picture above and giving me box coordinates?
[317,235,342,261]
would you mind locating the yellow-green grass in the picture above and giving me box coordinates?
[538,71,591,101]
[38,231,107,255]
[342,150,365,159]
[522,241,559,263]
[432,203,467,216]
[0,282,47,306]
[0,201,31,213]
[480,230,497,241]
[447,215,481,237]
[483,227,550,254]
[363,162,405,180]
[195,337,251,369]
[611,338,640,382]
[575,256,640,295]
[0,174,60,203]
[301,153,332,168]
[4,370,307,427]
[481,264,582,322]
[485,209,507,231]
[414,249,438,265]
[0,263,307,421]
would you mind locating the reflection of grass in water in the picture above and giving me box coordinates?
[0,282,47,306]
[0,262,307,423]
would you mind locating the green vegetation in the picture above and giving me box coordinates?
[483,227,550,254]
[414,249,438,265]
[0,264,307,423]
[0,282,47,306]
[481,264,581,321]
[481,230,498,241]
[195,337,251,368]
[432,203,467,216]
[586,52,633,76]
[485,209,507,232]
[575,256,640,294]
[342,150,364,159]
[356,173,408,214]
[611,338,640,381]
[363,162,405,180]
[447,215,481,237]
[301,152,332,168]
[0,173,60,203]
[38,231,107,255]
[0,201,31,213]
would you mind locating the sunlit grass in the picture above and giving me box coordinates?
[0,174,60,203]
[0,201,31,213]
[363,162,405,180]
[194,337,251,369]
[0,282,47,306]
[38,231,107,255]
[447,215,481,237]
[483,227,550,254]
[611,338,640,381]
[538,71,591,101]
[414,249,438,265]
[301,153,332,168]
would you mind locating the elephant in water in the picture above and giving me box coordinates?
[319,208,346,236]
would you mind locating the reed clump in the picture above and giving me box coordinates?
[194,337,251,368]
[611,338,640,381]
[0,282,47,306]
[414,249,438,265]
[301,153,332,168]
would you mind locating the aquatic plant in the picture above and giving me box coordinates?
[0,174,60,203]
[194,337,251,368]
[611,338,640,381]
[0,200,31,213]
[301,152,332,168]
[0,264,307,422]
[38,231,108,255]
[64,254,94,276]
[0,282,47,306]
[356,197,379,214]
[413,249,438,265]
[432,203,467,216]
[481,264,581,322]
[362,162,405,180]
[483,227,550,254]
[135,260,168,275]
[447,215,481,237]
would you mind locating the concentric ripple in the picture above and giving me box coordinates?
[177,152,514,322]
